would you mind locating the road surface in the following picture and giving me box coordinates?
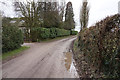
[2,36,78,78]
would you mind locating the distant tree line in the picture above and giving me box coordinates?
[2,0,77,53]
[13,0,75,41]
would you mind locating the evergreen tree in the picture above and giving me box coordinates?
[64,2,75,30]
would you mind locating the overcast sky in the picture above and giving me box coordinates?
[0,0,119,31]
[68,0,120,31]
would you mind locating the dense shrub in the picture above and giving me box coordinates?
[31,27,71,41]
[71,30,78,35]
[56,28,70,37]
[40,28,50,39]
[77,14,120,78]
[50,28,57,38]
[31,27,50,41]
[2,26,24,53]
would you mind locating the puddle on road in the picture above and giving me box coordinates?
[64,52,72,71]
[64,52,79,78]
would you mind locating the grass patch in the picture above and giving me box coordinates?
[2,46,30,60]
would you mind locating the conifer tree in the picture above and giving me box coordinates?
[64,2,75,30]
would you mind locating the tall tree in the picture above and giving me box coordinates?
[14,0,42,41]
[64,2,75,30]
[80,0,89,31]
[14,1,65,29]
[39,1,65,28]
[42,2,60,28]
[59,1,65,22]
[14,0,66,41]
[59,0,66,29]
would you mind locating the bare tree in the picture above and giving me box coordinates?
[59,0,65,22]
[80,0,89,31]
[13,0,66,41]
[41,1,65,28]
[42,2,59,28]
[14,0,42,41]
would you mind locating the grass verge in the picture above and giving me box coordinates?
[2,46,30,60]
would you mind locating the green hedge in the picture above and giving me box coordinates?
[41,28,50,39]
[71,30,78,35]
[31,27,71,42]
[77,14,120,78]
[2,26,24,53]
[50,28,57,38]
[56,28,70,37]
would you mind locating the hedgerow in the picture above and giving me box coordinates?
[71,30,78,35]
[2,26,24,53]
[56,28,70,37]
[31,27,75,42]
[50,28,57,38]
[77,14,120,78]
[41,28,50,39]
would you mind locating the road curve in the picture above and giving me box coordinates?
[2,36,78,78]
